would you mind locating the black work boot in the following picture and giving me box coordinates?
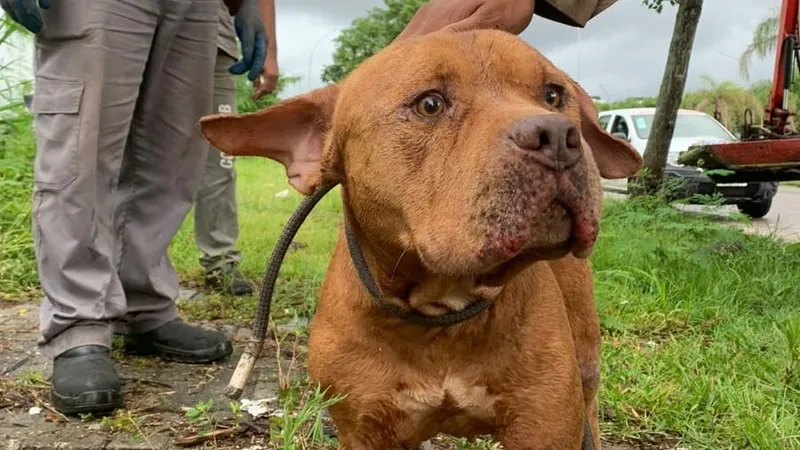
[51,345,123,416]
[204,263,254,296]
[122,318,233,364]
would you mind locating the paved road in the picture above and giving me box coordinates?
[602,181,800,242]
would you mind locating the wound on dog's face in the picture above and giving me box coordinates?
[332,30,642,278]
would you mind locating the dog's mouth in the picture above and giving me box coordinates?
[473,198,597,287]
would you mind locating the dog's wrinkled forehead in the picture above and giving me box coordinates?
[337,30,575,117]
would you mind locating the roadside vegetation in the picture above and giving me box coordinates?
[1,7,799,450]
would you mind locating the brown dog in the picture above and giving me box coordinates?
[200,30,642,449]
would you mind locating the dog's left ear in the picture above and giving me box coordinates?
[572,83,643,179]
[199,85,339,195]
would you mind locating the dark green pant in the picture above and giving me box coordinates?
[194,49,241,272]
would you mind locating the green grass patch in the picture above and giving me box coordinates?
[168,158,342,322]
[170,159,800,448]
[0,108,37,298]
[2,146,799,446]
[1,106,798,448]
[593,197,800,448]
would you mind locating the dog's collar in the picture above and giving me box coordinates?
[343,223,494,327]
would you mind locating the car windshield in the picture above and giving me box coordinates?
[631,113,733,141]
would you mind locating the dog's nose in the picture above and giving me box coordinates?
[508,114,582,171]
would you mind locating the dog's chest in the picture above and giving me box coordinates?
[394,375,499,430]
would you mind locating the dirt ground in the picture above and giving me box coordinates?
[1,296,660,450]
[0,293,286,450]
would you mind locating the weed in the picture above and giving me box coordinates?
[777,318,800,388]
[270,380,344,450]
[100,410,150,444]
[14,370,46,388]
[230,400,243,427]
[185,398,216,431]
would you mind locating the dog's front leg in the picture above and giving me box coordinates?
[495,394,586,450]
[331,402,420,450]
[337,433,422,450]
[496,421,585,450]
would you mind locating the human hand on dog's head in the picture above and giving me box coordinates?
[394,0,536,43]
[200,31,642,270]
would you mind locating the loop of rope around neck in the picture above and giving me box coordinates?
[343,220,494,327]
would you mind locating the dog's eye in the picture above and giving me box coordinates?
[544,86,563,108]
[414,93,446,117]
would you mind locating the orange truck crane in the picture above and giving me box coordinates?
[679,0,800,181]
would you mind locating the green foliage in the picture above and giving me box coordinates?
[235,73,301,113]
[270,380,343,450]
[321,0,682,84]
[184,398,215,430]
[681,75,763,132]
[593,198,800,448]
[0,15,37,298]
[740,8,779,80]
[320,0,428,84]
[639,0,680,14]
[596,96,659,111]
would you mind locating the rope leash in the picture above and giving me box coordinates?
[224,182,596,449]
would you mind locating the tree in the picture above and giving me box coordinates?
[737,8,800,122]
[322,0,681,84]
[633,0,704,195]
[681,75,762,131]
[739,9,779,81]
[596,96,659,112]
[640,0,679,13]
[321,0,427,83]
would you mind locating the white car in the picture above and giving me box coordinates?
[597,107,777,218]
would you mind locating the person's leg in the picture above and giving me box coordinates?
[32,0,159,415]
[194,49,253,296]
[113,0,232,362]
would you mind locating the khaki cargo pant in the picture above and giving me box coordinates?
[194,50,241,273]
[32,0,218,358]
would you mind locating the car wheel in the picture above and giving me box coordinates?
[737,198,773,219]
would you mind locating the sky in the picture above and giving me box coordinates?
[274,0,779,102]
[0,1,779,103]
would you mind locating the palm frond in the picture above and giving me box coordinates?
[740,9,779,80]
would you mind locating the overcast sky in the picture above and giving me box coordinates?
[274,0,778,102]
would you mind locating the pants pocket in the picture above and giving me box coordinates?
[38,0,90,40]
[31,79,85,190]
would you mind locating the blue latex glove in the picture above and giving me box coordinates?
[229,0,267,82]
[0,0,52,34]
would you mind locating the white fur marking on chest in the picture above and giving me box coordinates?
[395,375,498,421]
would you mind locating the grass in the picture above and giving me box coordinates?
[0,14,35,298]
[169,157,343,323]
[0,37,798,450]
[2,118,800,447]
[171,159,800,449]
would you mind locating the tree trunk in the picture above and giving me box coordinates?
[633,0,704,195]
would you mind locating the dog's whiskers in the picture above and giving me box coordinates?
[390,248,409,281]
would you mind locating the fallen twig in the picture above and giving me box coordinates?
[173,425,247,447]
[128,411,155,450]
[121,377,173,389]
[241,419,266,435]
[1,352,35,376]
[32,394,69,423]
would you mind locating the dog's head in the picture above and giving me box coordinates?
[201,30,642,281]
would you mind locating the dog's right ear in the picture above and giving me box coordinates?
[199,85,339,196]
[568,80,643,180]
